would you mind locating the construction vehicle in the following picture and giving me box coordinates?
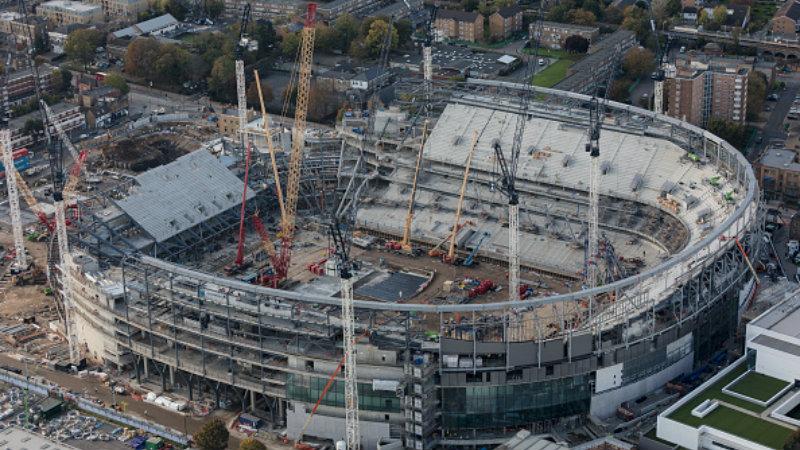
[445,131,479,264]
[463,232,490,267]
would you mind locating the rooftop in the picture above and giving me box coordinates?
[777,0,800,21]
[114,149,255,243]
[436,9,482,22]
[538,21,599,32]
[750,293,800,339]
[39,0,101,13]
[494,5,522,18]
[113,13,178,38]
[0,426,79,449]
[760,148,800,172]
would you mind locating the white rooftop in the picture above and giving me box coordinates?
[0,426,80,450]
[39,0,101,13]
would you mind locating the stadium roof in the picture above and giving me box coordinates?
[115,150,254,243]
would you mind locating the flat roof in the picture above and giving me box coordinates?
[750,290,800,338]
[114,150,255,243]
[40,0,101,13]
[0,426,79,449]
[760,148,800,172]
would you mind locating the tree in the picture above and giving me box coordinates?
[746,71,767,121]
[362,19,398,58]
[33,30,50,55]
[395,19,413,46]
[281,31,301,57]
[462,0,478,11]
[22,119,43,136]
[207,56,236,103]
[315,25,338,52]
[712,5,728,25]
[194,418,229,450]
[707,118,749,151]
[103,72,130,94]
[785,429,800,450]
[622,47,655,79]
[621,5,648,39]
[51,68,72,93]
[204,0,224,18]
[246,79,273,108]
[239,438,267,450]
[547,2,572,22]
[124,37,161,77]
[253,20,278,57]
[65,29,104,70]
[567,8,596,25]
[564,35,589,53]
[152,0,189,20]
[333,14,360,52]
[604,6,623,24]
[607,78,632,102]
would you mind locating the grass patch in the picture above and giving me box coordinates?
[728,371,789,402]
[522,47,578,60]
[668,361,794,449]
[531,58,574,87]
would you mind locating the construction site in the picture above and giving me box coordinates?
[0,3,766,450]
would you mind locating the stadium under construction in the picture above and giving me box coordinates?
[52,78,763,449]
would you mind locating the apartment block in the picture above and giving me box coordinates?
[87,0,148,20]
[9,102,84,149]
[1,64,55,117]
[37,0,104,26]
[757,149,800,202]
[663,55,749,126]
[434,10,484,42]
[0,11,45,45]
[531,21,599,49]
[489,5,522,40]
[316,0,380,20]
[224,0,301,20]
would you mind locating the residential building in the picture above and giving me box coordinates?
[316,0,381,20]
[77,86,129,128]
[9,102,84,149]
[757,148,800,202]
[218,108,256,138]
[663,55,749,126]
[554,29,636,94]
[318,69,356,93]
[49,23,88,54]
[434,9,484,42]
[0,11,45,45]
[224,0,301,19]
[682,5,698,22]
[531,21,600,49]
[369,0,427,27]
[88,0,148,20]
[773,0,800,39]
[111,13,179,40]
[1,64,55,115]
[655,292,800,450]
[489,5,522,40]
[36,0,104,26]
[350,67,391,91]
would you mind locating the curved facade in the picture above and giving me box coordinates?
[66,82,762,450]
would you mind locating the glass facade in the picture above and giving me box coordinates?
[441,375,591,429]
[287,374,402,412]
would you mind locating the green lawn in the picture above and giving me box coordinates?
[728,371,789,402]
[522,47,576,60]
[668,362,794,449]
[531,59,574,88]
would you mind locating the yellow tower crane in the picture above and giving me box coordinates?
[445,130,478,264]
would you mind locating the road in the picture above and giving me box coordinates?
[0,353,244,448]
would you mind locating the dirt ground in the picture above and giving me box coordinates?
[0,228,56,320]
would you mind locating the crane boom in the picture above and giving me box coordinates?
[400,121,428,251]
[254,70,286,220]
[446,131,478,262]
[1,130,26,270]
[276,3,316,280]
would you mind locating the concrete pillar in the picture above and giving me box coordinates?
[188,375,194,401]
[169,366,175,387]
[143,358,149,378]
[250,390,256,411]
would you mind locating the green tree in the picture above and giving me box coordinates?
[204,0,224,18]
[124,37,161,77]
[103,72,130,94]
[785,429,800,450]
[239,437,267,450]
[621,5,648,39]
[253,20,278,57]
[154,45,191,85]
[567,8,597,25]
[712,5,728,25]
[362,19,398,58]
[65,29,104,70]
[33,30,50,55]
[707,118,749,150]
[207,56,236,103]
[315,24,337,52]
[281,31,301,56]
[22,119,43,136]
[462,0,478,11]
[604,6,623,24]
[395,19,413,46]
[746,71,767,121]
[607,78,632,102]
[152,0,189,20]
[51,68,72,93]
[622,47,655,79]
[564,34,589,53]
[194,418,229,450]
[547,2,573,22]
[333,14,360,52]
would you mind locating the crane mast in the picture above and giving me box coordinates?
[1,131,27,271]
[586,97,600,295]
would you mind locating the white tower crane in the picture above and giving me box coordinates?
[0,130,27,271]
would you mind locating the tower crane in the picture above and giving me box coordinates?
[0,131,27,271]
[229,2,257,274]
[446,131,478,263]
[270,3,317,283]
[648,2,670,114]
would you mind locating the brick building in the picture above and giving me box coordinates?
[2,64,55,116]
[434,10,484,42]
[663,55,749,126]
[87,0,148,20]
[531,21,599,49]
[0,12,45,46]
[9,102,84,149]
[489,5,522,40]
[757,148,800,203]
